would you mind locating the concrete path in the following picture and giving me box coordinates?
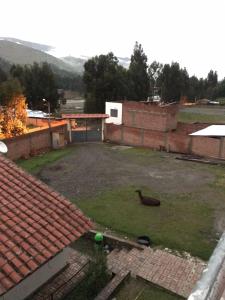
[107,247,206,298]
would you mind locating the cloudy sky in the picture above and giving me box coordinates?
[1,0,225,78]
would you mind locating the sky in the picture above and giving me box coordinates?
[1,0,225,79]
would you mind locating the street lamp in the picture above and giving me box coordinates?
[42,99,51,128]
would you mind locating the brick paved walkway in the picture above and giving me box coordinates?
[32,248,89,300]
[107,247,206,298]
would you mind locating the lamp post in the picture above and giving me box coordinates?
[43,99,53,148]
[43,99,51,129]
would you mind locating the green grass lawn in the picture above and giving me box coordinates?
[116,278,183,300]
[178,111,225,123]
[16,147,74,174]
[73,186,215,260]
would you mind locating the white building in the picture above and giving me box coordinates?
[105,102,123,125]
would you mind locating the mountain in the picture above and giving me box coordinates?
[0,40,77,73]
[0,37,131,75]
[0,37,53,52]
[61,55,131,72]
[61,56,86,74]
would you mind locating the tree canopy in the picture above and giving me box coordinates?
[83,52,128,113]
[128,42,149,100]
[10,62,58,111]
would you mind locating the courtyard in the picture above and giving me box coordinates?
[18,143,225,261]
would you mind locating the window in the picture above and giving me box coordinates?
[110,109,118,118]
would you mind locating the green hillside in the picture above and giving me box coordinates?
[0,40,76,73]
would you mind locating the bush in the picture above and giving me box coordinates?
[66,246,110,300]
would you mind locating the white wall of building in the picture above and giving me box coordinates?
[105,102,123,125]
[1,247,71,300]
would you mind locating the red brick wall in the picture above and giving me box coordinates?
[191,137,220,158]
[220,138,225,159]
[4,124,68,160]
[143,130,165,150]
[123,127,142,146]
[176,122,209,135]
[105,123,224,159]
[122,101,178,132]
[167,132,191,153]
[27,118,50,127]
[27,117,67,127]
[105,124,122,143]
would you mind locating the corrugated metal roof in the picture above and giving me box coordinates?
[190,125,225,137]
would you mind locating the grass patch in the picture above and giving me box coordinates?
[116,278,182,300]
[118,146,165,164]
[178,111,225,123]
[16,147,74,174]
[73,187,215,260]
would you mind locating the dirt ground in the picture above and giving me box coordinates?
[38,143,225,235]
[39,143,214,199]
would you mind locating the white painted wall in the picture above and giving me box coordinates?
[105,102,123,125]
[1,247,71,300]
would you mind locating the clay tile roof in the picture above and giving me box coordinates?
[0,154,93,296]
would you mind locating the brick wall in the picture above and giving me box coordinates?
[123,127,142,146]
[143,130,166,150]
[122,101,178,132]
[105,124,123,143]
[4,124,68,160]
[176,122,209,134]
[191,136,220,158]
[220,138,225,159]
[105,123,225,159]
[167,132,191,154]
[27,117,66,127]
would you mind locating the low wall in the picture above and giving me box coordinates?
[105,123,225,160]
[4,123,68,160]
[27,117,66,127]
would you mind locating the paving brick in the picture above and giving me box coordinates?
[107,247,206,298]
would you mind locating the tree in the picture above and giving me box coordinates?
[83,52,128,113]
[159,62,189,102]
[128,42,149,100]
[205,70,218,99]
[0,79,27,137]
[0,79,23,105]
[11,62,58,111]
[0,67,7,84]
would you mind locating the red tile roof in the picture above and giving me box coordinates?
[0,154,92,296]
[62,114,109,119]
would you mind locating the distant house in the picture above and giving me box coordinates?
[0,154,92,300]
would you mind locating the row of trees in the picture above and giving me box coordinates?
[83,42,225,113]
[0,62,85,112]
